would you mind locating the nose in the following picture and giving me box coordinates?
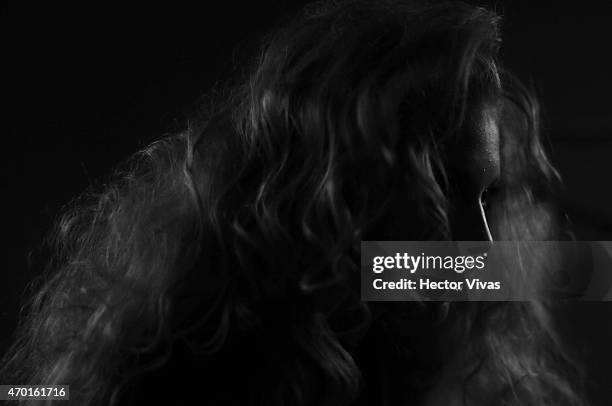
[449,199,493,242]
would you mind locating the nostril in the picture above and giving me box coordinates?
[480,187,490,210]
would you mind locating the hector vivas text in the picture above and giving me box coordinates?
[371,252,501,291]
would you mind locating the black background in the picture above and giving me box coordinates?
[5,2,612,404]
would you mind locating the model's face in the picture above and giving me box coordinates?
[447,102,501,241]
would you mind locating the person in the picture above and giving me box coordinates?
[2,0,587,404]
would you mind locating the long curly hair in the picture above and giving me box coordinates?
[4,1,586,405]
